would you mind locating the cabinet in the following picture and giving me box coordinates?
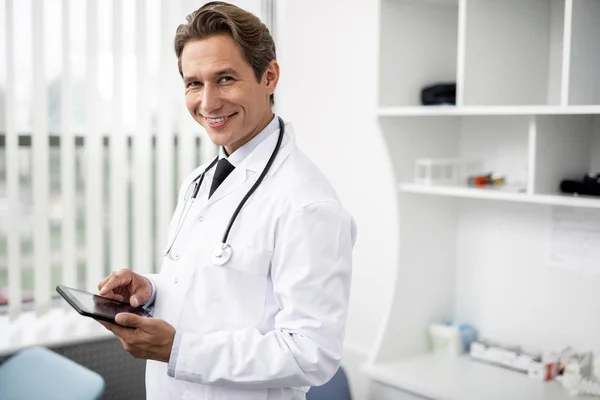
[366,0,600,398]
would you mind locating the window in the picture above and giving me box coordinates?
[0,0,274,313]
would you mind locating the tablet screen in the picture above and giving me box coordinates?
[59,285,151,320]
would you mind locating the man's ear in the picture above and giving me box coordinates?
[263,60,280,97]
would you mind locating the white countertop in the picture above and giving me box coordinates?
[366,353,597,400]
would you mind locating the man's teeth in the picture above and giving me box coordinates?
[207,117,227,123]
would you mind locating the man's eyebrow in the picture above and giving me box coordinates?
[214,68,239,77]
[183,75,199,84]
[183,69,239,84]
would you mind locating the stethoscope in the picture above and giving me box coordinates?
[163,116,285,266]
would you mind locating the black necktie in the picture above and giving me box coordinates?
[209,158,235,198]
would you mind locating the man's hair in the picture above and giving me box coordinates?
[174,1,277,105]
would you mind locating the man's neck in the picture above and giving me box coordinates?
[220,113,278,167]
[224,111,274,156]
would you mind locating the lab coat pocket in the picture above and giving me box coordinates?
[201,246,272,327]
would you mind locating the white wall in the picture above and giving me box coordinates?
[274,0,397,396]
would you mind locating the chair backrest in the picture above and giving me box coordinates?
[0,346,105,400]
[306,366,352,400]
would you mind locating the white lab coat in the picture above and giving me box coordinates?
[144,122,357,400]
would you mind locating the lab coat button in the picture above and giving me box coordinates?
[174,277,179,284]
[198,216,204,222]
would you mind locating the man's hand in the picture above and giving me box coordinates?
[97,268,152,307]
[99,313,176,363]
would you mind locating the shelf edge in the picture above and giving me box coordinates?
[378,106,600,117]
[398,183,600,209]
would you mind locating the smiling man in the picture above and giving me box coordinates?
[97,2,357,399]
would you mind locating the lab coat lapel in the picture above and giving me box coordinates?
[204,121,296,205]
[244,121,295,176]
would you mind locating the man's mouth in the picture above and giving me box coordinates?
[204,113,236,129]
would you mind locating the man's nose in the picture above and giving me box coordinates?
[201,85,221,113]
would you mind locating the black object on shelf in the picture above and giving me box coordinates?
[560,173,600,197]
[421,83,456,106]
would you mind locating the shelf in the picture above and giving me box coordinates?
[399,183,600,209]
[377,105,600,117]
[366,353,596,400]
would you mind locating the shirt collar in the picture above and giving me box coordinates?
[218,115,279,167]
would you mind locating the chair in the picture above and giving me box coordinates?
[0,346,105,400]
[307,366,352,400]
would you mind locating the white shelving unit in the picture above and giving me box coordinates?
[367,0,600,398]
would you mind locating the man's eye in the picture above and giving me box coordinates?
[188,81,202,88]
[219,76,234,84]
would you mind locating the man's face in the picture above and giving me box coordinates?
[181,35,278,155]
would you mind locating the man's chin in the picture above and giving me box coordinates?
[205,131,231,148]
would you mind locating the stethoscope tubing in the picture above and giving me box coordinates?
[221,117,285,245]
[164,117,285,260]
[163,156,218,259]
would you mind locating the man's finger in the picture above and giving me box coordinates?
[130,295,141,307]
[116,312,144,329]
[98,318,133,340]
[99,273,130,295]
[118,337,132,354]
[98,320,113,331]
[111,294,125,302]
[97,273,114,291]
[97,320,127,338]
[98,275,116,295]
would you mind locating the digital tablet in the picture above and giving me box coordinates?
[56,284,153,325]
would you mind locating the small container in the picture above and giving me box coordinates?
[415,158,484,186]
[428,323,463,355]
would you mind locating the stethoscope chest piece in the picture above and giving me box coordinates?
[211,243,233,266]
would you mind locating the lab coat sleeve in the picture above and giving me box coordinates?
[171,201,357,389]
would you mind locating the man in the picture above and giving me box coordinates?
[97,2,356,399]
